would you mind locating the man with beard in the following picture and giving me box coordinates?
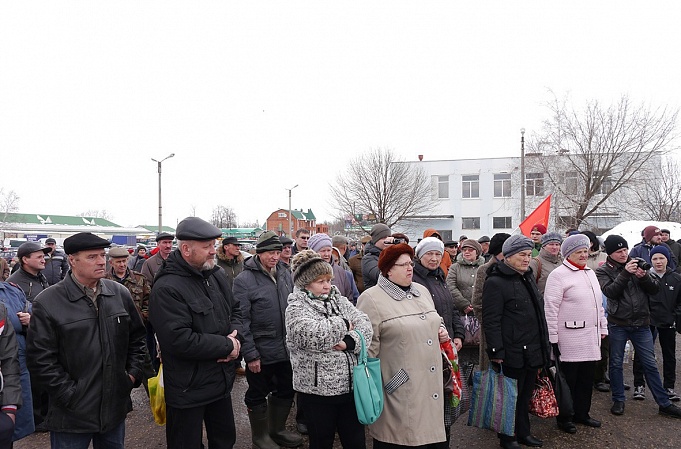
[150,217,242,449]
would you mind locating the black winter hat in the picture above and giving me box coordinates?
[604,235,628,255]
[488,233,511,256]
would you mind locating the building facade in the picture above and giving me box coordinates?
[265,208,319,237]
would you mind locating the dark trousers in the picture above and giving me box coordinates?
[145,322,160,374]
[244,361,295,408]
[594,335,609,383]
[498,365,536,441]
[298,393,365,449]
[373,439,447,449]
[0,413,14,449]
[166,396,236,449]
[633,326,677,389]
[558,361,596,422]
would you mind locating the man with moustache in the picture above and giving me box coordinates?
[150,217,243,449]
[141,232,174,285]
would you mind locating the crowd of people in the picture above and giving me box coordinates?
[0,220,681,449]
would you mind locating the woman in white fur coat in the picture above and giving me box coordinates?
[544,234,608,434]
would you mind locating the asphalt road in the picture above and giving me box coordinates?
[14,336,681,449]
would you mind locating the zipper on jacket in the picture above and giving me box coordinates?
[314,362,318,387]
[183,364,199,392]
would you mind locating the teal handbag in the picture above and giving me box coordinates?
[353,329,384,424]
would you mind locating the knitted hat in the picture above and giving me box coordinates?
[378,243,414,276]
[256,231,283,253]
[643,225,661,242]
[291,250,333,289]
[604,235,628,255]
[370,223,391,244]
[561,234,591,259]
[415,237,444,259]
[501,234,534,258]
[580,230,600,252]
[541,232,563,247]
[650,245,671,262]
[489,233,511,256]
[308,233,333,252]
[460,239,483,256]
[531,223,547,234]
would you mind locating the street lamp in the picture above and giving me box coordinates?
[520,128,526,220]
[286,184,299,236]
[151,153,175,233]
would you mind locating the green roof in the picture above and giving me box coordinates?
[222,227,262,238]
[290,209,316,221]
[2,213,120,227]
[136,225,176,233]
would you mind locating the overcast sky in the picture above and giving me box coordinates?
[1,2,680,229]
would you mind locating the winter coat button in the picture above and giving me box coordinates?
[420,314,426,320]
[406,294,413,300]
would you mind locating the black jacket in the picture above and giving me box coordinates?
[149,250,242,409]
[596,257,659,327]
[0,303,22,409]
[43,250,69,285]
[482,261,550,369]
[27,274,147,432]
[361,243,382,290]
[7,267,49,303]
[412,261,465,342]
[233,257,292,365]
[649,269,681,328]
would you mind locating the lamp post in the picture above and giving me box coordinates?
[151,153,175,233]
[286,184,299,237]
[520,128,526,220]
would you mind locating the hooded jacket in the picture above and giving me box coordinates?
[233,257,293,365]
[216,245,244,291]
[596,257,659,327]
[149,250,242,409]
[445,255,485,313]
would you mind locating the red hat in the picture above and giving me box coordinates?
[531,223,547,234]
[378,243,414,276]
[643,225,661,242]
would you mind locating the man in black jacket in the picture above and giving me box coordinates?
[596,235,681,418]
[27,232,148,448]
[42,238,69,285]
[150,217,242,449]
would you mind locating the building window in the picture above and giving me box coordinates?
[278,212,287,218]
[493,217,512,229]
[594,171,612,195]
[437,175,449,199]
[494,173,511,197]
[436,230,452,241]
[462,217,480,229]
[462,175,479,198]
[564,171,579,195]
[526,173,544,196]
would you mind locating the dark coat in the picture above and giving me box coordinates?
[595,257,659,327]
[630,240,677,271]
[216,246,244,292]
[482,261,550,369]
[7,267,49,303]
[649,269,681,328]
[412,261,465,342]
[42,249,69,285]
[361,243,382,290]
[149,250,242,409]
[27,274,147,433]
[0,289,26,439]
[233,257,293,365]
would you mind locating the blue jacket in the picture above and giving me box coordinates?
[629,240,677,271]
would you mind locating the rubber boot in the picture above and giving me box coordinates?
[247,404,280,449]
[268,396,303,447]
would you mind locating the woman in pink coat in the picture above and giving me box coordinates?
[544,234,608,434]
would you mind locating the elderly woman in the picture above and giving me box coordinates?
[528,232,563,295]
[544,234,608,433]
[412,237,466,444]
[483,235,550,449]
[357,243,448,449]
[286,250,372,449]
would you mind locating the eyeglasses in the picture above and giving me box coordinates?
[461,247,476,252]
[393,261,415,268]
[299,236,310,240]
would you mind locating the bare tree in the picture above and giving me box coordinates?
[78,210,113,220]
[240,220,261,229]
[329,148,436,229]
[633,157,681,221]
[528,94,678,228]
[189,204,197,217]
[211,205,238,229]
[0,188,20,240]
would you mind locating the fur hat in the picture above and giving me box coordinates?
[489,233,511,256]
[541,232,563,247]
[502,234,534,258]
[415,237,444,259]
[460,239,483,256]
[308,233,333,252]
[561,234,591,259]
[291,250,333,289]
[378,243,414,277]
[604,235,628,255]
[256,231,283,253]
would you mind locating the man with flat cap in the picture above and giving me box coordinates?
[233,230,302,449]
[27,232,148,449]
[150,217,242,449]
[141,232,175,285]
[7,242,51,303]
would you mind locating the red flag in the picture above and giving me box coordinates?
[519,195,552,237]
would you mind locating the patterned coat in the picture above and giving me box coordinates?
[285,286,372,396]
[543,261,608,362]
[106,268,150,322]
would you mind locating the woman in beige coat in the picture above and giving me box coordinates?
[357,243,448,449]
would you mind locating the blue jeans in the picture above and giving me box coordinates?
[50,420,125,449]
[608,323,671,407]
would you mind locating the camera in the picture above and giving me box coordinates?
[392,238,405,244]
[633,257,651,271]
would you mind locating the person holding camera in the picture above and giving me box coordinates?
[595,235,681,418]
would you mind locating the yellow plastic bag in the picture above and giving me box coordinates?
[148,365,166,425]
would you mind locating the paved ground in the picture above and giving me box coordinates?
[15,336,681,448]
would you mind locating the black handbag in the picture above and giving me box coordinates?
[549,350,573,417]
